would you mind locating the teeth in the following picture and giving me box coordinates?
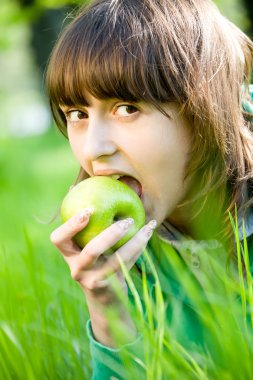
[111,174,122,180]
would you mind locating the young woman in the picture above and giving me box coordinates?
[46,0,253,378]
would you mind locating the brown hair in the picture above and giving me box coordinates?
[46,0,253,245]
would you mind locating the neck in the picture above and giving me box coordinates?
[167,188,228,242]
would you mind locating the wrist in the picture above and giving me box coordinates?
[89,309,137,348]
[85,290,137,348]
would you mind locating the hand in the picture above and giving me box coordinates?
[50,207,156,297]
[50,208,156,346]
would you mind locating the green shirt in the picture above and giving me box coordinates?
[86,217,253,380]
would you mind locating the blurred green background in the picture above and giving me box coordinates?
[0,0,252,378]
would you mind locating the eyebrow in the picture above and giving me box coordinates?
[59,97,142,111]
[59,103,88,112]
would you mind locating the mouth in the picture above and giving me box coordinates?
[108,174,143,198]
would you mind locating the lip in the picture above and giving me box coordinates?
[93,169,143,197]
[93,169,131,177]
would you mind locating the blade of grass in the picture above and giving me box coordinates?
[242,220,253,329]
[0,323,36,380]
[229,210,247,326]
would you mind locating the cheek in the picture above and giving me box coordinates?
[164,123,191,174]
[68,133,93,175]
[141,128,191,198]
[68,134,83,162]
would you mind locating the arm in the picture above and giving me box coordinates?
[87,320,145,380]
[50,209,155,376]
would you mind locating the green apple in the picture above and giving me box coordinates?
[60,176,146,250]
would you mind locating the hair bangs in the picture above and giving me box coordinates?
[46,0,183,128]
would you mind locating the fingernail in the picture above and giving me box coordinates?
[84,207,94,216]
[118,218,134,230]
[148,220,157,229]
[143,219,157,237]
[77,207,94,222]
[94,279,108,289]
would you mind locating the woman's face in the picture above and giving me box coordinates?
[60,94,192,225]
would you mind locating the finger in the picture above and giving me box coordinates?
[72,218,135,273]
[50,207,94,252]
[92,271,128,292]
[95,220,157,281]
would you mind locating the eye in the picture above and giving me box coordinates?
[65,110,87,122]
[114,105,138,117]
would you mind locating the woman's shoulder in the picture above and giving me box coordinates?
[242,84,253,114]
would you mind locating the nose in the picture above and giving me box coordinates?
[82,116,117,162]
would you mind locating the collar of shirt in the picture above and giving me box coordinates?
[139,208,253,279]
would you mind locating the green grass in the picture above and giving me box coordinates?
[0,128,92,379]
[1,128,253,379]
[112,226,253,380]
